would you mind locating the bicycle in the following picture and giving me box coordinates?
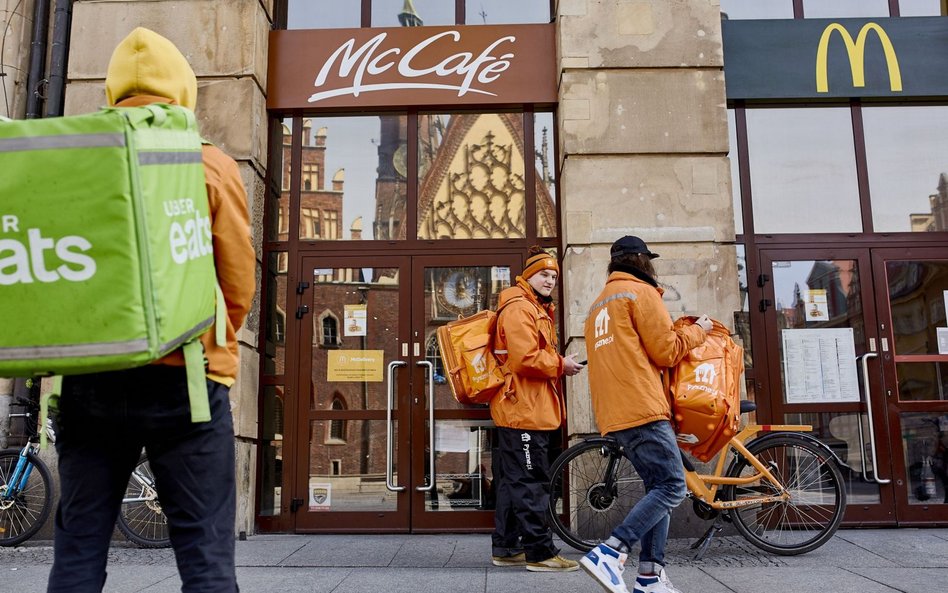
[0,395,171,548]
[548,400,847,558]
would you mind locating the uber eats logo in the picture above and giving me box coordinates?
[0,199,210,286]
[0,214,96,285]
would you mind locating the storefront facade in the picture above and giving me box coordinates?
[0,0,944,536]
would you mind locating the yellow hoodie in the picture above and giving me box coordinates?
[106,27,197,110]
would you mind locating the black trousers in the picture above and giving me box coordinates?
[491,427,559,562]
[48,366,238,593]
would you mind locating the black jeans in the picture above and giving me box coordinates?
[492,427,558,562]
[48,366,238,593]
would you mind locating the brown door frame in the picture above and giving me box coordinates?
[870,247,948,525]
[757,247,897,525]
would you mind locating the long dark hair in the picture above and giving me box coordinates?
[608,253,657,280]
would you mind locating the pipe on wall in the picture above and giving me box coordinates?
[25,0,51,118]
[45,0,72,117]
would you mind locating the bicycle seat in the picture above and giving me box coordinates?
[740,400,756,414]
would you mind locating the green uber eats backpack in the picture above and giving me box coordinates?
[0,103,224,426]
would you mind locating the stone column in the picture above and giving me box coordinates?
[0,0,35,118]
[63,0,269,535]
[557,0,739,439]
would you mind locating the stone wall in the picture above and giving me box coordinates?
[63,0,271,535]
[557,0,740,438]
[0,0,35,119]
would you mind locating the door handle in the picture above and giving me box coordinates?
[858,353,891,485]
[386,360,407,492]
[415,360,436,492]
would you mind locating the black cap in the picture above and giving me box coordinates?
[611,235,659,259]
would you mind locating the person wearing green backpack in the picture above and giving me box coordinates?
[46,28,254,593]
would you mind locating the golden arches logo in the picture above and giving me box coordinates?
[816,22,902,93]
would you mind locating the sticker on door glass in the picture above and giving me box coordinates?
[781,328,859,404]
[937,328,948,355]
[328,350,384,382]
[344,304,367,336]
[804,289,829,321]
[309,480,331,511]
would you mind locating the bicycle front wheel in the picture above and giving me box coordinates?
[0,449,53,546]
[725,434,846,555]
[548,438,643,552]
[117,455,171,548]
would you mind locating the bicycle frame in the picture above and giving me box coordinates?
[124,470,159,505]
[684,423,812,510]
[0,444,37,505]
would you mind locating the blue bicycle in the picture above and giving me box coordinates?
[0,394,170,547]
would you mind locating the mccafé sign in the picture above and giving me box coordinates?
[722,17,948,99]
[267,24,556,110]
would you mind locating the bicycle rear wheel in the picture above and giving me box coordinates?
[548,438,643,552]
[0,449,52,546]
[725,434,846,555]
[117,455,171,548]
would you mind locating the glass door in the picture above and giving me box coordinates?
[871,248,948,523]
[291,252,521,532]
[293,255,411,531]
[758,249,897,524]
[409,254,521,531]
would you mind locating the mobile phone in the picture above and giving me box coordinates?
[578,360,587,366]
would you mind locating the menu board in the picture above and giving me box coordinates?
[782,328,860,404]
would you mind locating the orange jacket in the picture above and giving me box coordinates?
[583,271,706,435]
[489,278,565,431]
[116,96,256,384]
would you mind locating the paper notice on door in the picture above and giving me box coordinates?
[938,328,948,355]
[344,304,367,336]
[782,328,859,403]
[804,289,829,321]
[327,350,384,382]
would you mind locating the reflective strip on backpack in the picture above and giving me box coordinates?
[138,151,203,165]
[0,339,148,359]
[160,315,216,354]
[0,133,126,152]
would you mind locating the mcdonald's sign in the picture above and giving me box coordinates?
[722,17,948,100]
[816,23,901,93]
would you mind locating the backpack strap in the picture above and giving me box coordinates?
[183,340,211,422]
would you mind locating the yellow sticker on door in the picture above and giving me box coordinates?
[327,350,384,382]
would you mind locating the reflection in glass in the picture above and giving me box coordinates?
[417,113,547,239]
[309,267,399,413]
[372,0,454,27]
[289,116,407,241]
[887,261,948,355]
[720,0,794,20]
[268,119,292,242]
[425,265,512,410]
[802,0,890,18]
[307,419,399,512]
[785,412,881,504]
[899,0,945,16]
[746,108,861,234]
[863,106,948,233]
[727,109,742,235]
[264,252,288,376]
[425,420,498,511]
[901,412,948,504]
[260,386,285,516]
[734,245,753,368]
[287,0,360,29]
[466,0,551,24]
[535,112,557,238]
[895,363,948,401]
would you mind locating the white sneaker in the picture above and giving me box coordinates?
[580,543,629,593]
[633,568,683,593]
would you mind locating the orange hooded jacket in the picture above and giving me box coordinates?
[489,277,565,431]
[106,28,255,385]
[584,271,706,435]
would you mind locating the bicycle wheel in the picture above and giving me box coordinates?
[548,438,644,552]
[116,455,171,548]
[725,434,846,555]
[0,449,53,546]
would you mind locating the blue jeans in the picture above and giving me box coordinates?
[48,366,238,593]
[609,420,687,571]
